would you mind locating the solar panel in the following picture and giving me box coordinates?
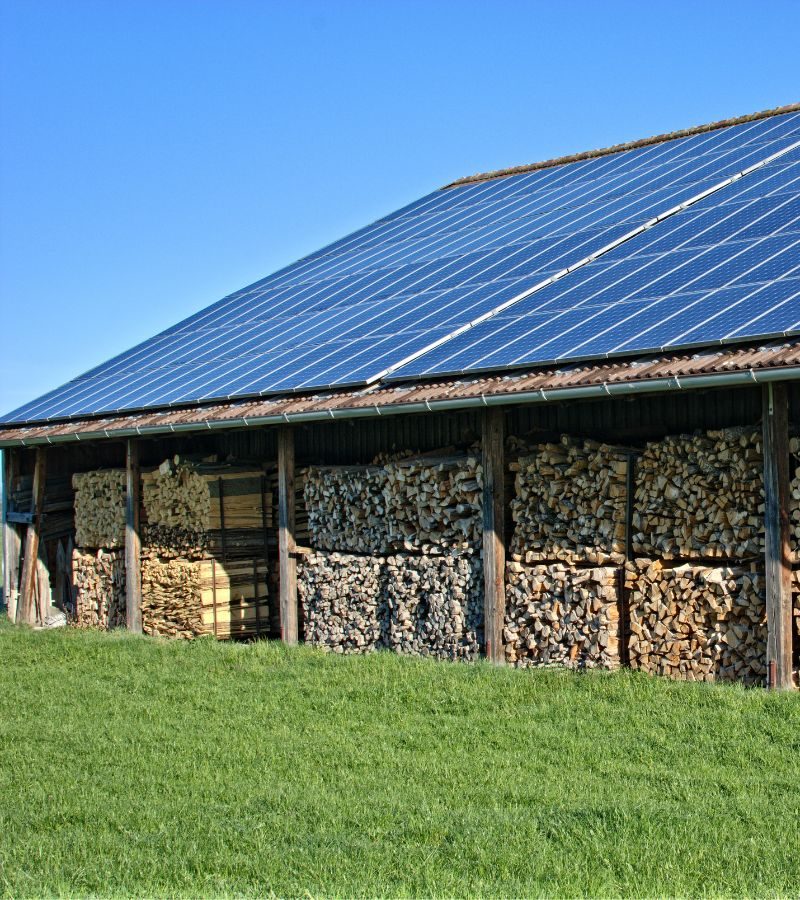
[5,110,800,423]
[394,127,800,379]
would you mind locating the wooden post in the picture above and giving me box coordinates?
[278,426,298,645]
[482,407,506,663]
[3,449,22,621]
[762,383,794,689]
[125,438,142,633]
[16,447,47,626]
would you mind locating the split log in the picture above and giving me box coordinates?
[633,428,763,559]
[142,457,211,531]
[626,558,766,684]
[72,548,126,628]
[304,465,389,553]
[385,553,483,661]
[141,557,203,639]
[72,469,126,549]
[384,454,483,553]
[510,436,629,565]
[298,551,387,653]
[504,562,620,669]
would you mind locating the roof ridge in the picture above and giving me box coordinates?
[443,102,800,189]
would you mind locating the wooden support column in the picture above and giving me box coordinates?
[762,382,793,689]
[125,439,142,633]
[278,426,298,645]
[16,446,47,626]
[482,407,506,664]
[3,448,22,620]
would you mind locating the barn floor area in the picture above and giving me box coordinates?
[1,621,799,898]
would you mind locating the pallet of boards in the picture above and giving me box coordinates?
[200,558,270,639]
[504,562,620,669]
[626,559,766,684]
[509,436,629,565]
[72,469,126,549]
[632,428,764,560]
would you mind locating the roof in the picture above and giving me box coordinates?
[4,103,800,430]
[2,338,799,446]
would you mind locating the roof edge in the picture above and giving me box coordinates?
[443,102,800,189]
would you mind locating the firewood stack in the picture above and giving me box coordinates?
[142,457,211,531]
[632,428,764,559]
[141,525,207,559]
[298,552,388,653]
[384,454,483,553]
[509,437,629,565]
[789,437,800,557]
[626,559,766,684]
[72,549,126,629]
[304,465,389,553]
[385,554,483,661]
[141,557,203,639]
[504,562,620,669]
[72,469,127,549]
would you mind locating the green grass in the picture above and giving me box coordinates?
[1,620,799,898]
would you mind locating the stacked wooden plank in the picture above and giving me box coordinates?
[385,554,483,661]
[504,562,620,669]
[304,465,389,553]
[72,548,126,629]
[72,469,126,549]
[9,473,74,541]
[384,453,483,553]
[141,557,203,639]
[626,559,766,684]
[632,428,763,559]
[509,437,629,565]
[199,558,270,639]
[298,552,387,653]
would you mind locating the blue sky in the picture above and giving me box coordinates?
[1,0,798,417]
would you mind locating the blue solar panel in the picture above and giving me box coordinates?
[5,110,800,423]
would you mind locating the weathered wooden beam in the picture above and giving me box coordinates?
[762,382,793,690]
[16,447,47,626]
[482,407,506,664]
[125,439,142,633]
[3,449,22,621]
[278,426,298,645]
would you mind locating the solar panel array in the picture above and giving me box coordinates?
[5,110,800,424]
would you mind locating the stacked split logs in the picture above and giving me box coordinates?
[72,549,126,629]
[72,469,127,549]
[299,552,387,653]
[626,559,766,684]
[632,428,763,559]
[142,458,211,531]
[385,554,483,661]
[141,557,203,639]
[304,466,389,553]
[504,562,620,669]
[510,437,629,565]
[299,450,484,659]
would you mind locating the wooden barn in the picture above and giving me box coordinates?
[3,104,800,688]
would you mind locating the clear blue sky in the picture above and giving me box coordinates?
[1,0,798,417]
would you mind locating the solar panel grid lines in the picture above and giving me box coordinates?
[7,110,800,424]
[379,131,800,382]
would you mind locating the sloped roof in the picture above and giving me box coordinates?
[4,103,800,430]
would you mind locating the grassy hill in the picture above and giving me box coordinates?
[1,619,799,898]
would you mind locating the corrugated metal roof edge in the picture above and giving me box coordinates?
[444,102,800,188]
[2,340,800,447]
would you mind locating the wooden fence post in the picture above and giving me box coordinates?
[125,439,142,633]
[482,407,506,663]
[762,382,793,689]
[278,426,298,645]
[16,447,47,626]
[3,449,22,621]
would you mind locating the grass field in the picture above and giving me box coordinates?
[1,620,800,898]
